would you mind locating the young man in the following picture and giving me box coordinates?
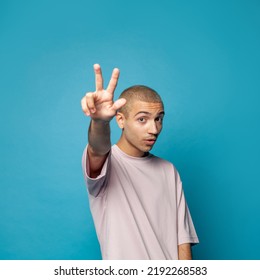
[81,64,199,260]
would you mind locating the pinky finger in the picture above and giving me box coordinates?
[81,97,90,116]
[85,92,96,114]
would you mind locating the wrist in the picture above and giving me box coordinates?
[90,119,111,132]
[91,118,111,125]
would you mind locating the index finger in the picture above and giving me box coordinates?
[106,67,120,95]
[93,64,103,91]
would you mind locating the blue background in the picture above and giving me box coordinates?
[1,0,260,260]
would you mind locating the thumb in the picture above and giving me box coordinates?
[112,98,127,111]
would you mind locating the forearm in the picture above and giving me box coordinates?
[82,64,124,178]
[88,119,111,156]
[178,243,192,260]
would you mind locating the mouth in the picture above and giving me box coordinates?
[144,139,156,146]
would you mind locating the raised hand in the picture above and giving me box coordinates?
[81,64,126,121]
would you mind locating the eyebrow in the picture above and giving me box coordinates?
[134,111,165,117]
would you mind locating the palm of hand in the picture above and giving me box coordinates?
[81,64,126,121]
[91,90,116,121]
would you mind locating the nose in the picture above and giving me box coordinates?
[148,120,160,135]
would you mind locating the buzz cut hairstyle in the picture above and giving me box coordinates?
[118,85,163,117]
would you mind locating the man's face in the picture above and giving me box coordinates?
[116,100,165,157]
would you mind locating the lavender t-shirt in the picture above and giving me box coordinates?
[82,144,199,260]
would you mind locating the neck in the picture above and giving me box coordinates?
[116,137,146,157]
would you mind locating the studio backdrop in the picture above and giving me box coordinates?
[1,0,259,259]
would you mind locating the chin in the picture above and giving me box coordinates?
[142,146,153,152]
[133,143,154,155]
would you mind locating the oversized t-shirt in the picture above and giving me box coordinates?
[82,144,199,260]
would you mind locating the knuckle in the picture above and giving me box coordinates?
[86,99,94,108]
[81,106,88,115]
[81,97,86,104]
[85,92,93,98]
[81,102,87,112]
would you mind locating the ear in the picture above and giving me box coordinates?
[116,112,125,129]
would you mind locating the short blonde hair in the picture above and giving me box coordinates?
[118,85,163,117]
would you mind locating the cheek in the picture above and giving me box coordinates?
[129,127,142,139]
[132,124,146,136]
[126,121,141,132]
[125,124,144,140]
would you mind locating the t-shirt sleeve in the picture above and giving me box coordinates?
[175,169,199,246]
[82,145,111,197]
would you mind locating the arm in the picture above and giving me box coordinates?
[178,243,192,260]
[87,119,111,178]
[81,64,126,178]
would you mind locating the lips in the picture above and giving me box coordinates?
[144,139,156,145]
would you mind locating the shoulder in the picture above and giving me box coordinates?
[151,154,179,173]
[151,154,174,167]
[153,154,181,179]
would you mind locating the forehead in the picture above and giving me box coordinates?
[128,101,164,115]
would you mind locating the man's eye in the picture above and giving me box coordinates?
[155,117,163,123]
[138,117,145,122]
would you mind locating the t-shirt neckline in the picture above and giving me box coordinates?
[113,144,153,161]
